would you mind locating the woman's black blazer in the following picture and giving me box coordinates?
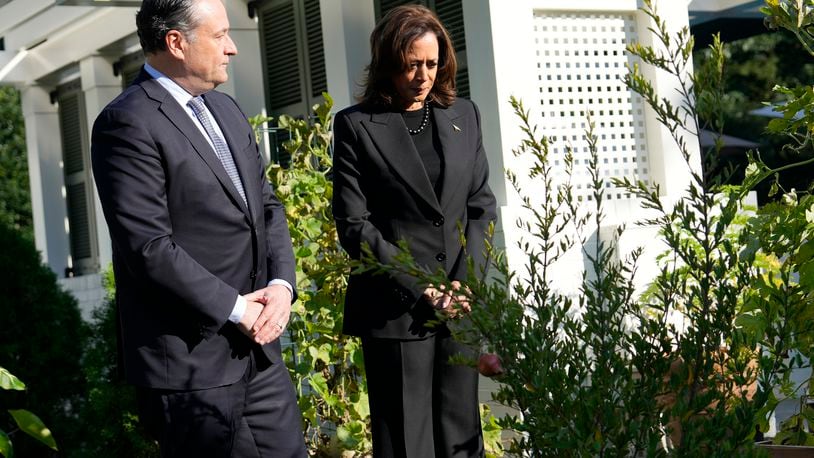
[332,97,497,339]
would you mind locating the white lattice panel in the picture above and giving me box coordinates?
[533,11,649,201]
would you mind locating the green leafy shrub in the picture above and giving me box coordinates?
[0,222,86,456]
[734,0,814,447]
[738,192,814,446]
[0,87,31,239]
[362,98,683,455]
[261,94,372,455]
[622,11,765,452]
[72,267,158,457]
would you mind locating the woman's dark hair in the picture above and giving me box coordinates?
[136,0,200,54]
[361,4,457,108]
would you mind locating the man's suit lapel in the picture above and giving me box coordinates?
[140,78,252,218]
[203,93,257,219]
[361,111,441,214]
[433,104,465,211]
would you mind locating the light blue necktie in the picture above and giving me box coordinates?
[187,96,247,205]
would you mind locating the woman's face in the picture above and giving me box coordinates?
[393,32,439,111]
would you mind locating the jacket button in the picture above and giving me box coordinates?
[436,252,446,262]
[433,218,444,227]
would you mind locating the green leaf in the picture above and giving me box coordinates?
[295,245,313,258]
[351,391,370,419]
[337,420,366,448]
[0,428,12,458]
[315,93,334,123]
[0,369,25,391]
[797,240,814,266]
[350,345,365,369]
[336,424,351,444]
[733,312,767,335]
[307,344,331,365]
[798,260,814,290]
[323,394,340,409]
[302,219,323,239]
[769,181,780,197]
[307,373,329,398]
[8,410,57,451]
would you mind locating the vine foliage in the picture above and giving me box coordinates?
[259,95,372,455]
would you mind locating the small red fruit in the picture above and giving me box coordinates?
[478,353,504,377]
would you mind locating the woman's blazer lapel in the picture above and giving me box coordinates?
[432,104,467,211]
[361,111,442,215]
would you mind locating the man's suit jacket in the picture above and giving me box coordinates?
[91,69,296,390]
[332,97,497,339]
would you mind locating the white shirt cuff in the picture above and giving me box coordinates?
[269,279,293,301]
[228,279,292,324]
[228,294,247,323]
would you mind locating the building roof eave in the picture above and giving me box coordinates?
[0,5,138,86]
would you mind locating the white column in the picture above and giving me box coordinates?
[227,29,266,118]
[223,0,266,119]
[81,55,121,271]
[21,85,69,277]
[463,0,541,280]
[463,0,540,211]
[638,0,701,197]
[320,0,376,112]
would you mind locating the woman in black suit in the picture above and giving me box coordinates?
[332,5,497,457]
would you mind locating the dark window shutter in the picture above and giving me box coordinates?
[262,1,302,111]
[377,0,423,19]
[304,0,326,98]
[456,64,469,98]
[66,183,91,260]
[122,66,142,88]
[435,0,468,98]
[435,0,465,52]
[267,127,292,167]
[117,51,145,89]
[57,83,96,274]
[59,94,84,175]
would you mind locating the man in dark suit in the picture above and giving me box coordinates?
[90,0,306,456]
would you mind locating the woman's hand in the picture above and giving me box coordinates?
[423,281,471,317]
[423,284,451,310]
[449,281,471,313]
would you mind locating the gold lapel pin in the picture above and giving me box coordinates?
[452,123,461,132]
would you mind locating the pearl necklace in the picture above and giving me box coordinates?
[407,102,430,135]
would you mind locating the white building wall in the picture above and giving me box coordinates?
[223,0,266,118]
[59,273,105,322]
[464,0,698,297]
[320,0,376,111]
[461,0,536,286]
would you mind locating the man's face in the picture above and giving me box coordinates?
[180,0,237,94]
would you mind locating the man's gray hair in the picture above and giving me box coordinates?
[136,0,200,54]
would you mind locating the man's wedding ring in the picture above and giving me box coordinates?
[275,321,284,330]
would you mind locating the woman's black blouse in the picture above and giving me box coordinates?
[401,107,445,198]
